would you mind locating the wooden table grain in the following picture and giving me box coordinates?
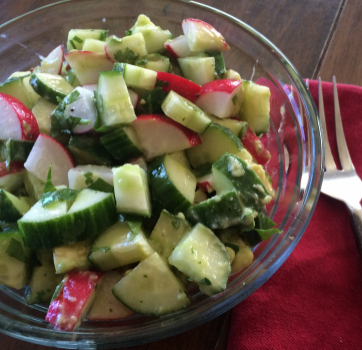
[1,0,361,349]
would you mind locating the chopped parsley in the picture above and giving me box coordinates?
[84,172,94,186]
[72,35,83,44]
[199,278,212,286]
[155,79,169,88]
[114,48,139,64]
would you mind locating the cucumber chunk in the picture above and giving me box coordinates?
[185,123,252,168]
[131,26,173,53]
[0,75,33,109]
[169,223,231,296]
[113,63,157,90]
[149,209,191,261]
[161,90,212,134]
[31,98,56,135]
[186,190,245,230]
[0,139,34,164]
[208,115,248,137]
[82,38,106,53]
[96,71,136,127]
[178,57,215,85]
[112,252,190,316]
[67,29,108,51]
[88,221,154,271]
[100,127,142,162]
[68,165,113,190]
[136,54,171,72]
[29,73,74,105]
[112,164,151,217]
[212,153,272,211]
[148,154,196,214]
[0,189,31,221]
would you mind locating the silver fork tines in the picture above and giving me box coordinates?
[309,77,362,256]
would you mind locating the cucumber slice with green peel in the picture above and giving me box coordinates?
[113,164,152,217]
[169,223,231,296]
[149,209,191,261]
[161,90,212,134]
[100,127,142,162]
[88,221,154,271]
[25,265,63,304]
[0,139,34,164]
[96,71,136,127]
[239,81,271,135]
[148,154,196,214]
[136,54,171,72]
[68,135,115,166]
[168,150,191,169]
[105,33,148,63]
[131,26,173,54]
[29,73,74,105]
[208,115,248,137]
[53,239,92,274]
[32,98,55,135]
[0,227,30,289]
[88,271,134,321]
[82,38,106,53]
[113,63,157,90]
[23,170,45,204]
[112,252,190,316]
[0,162,25,193]
[186,190,245,230]
[67,29,108,51]
[185,123,253,168]
[206,51,226,78]
[0,75,33,109]
[0,189,31,221]
[19,189,117,249]
[68,165,113,190]
[212,153,272,211]
[178,57,215,85]
[65,69,81,87]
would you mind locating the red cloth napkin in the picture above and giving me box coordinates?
[227,80,362,349]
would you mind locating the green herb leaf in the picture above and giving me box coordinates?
[136,58,148,66]
[206,51,226,78]
[155,79,169,87]
[5,238,26,263]
[191,247,195,254]
[41,189,79,208]
[136,87,166,114]
[114,48,139,64]
[125,30,132,36]
[84,172,94,186]
[72,35,83,44]
[199,277,212,286]
[43,165,56,195]
[113,62,126,75]
[69,40,76,50]
[88,178,114,193]
[56,96,63,104]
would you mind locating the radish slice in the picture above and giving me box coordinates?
[182,18,230,52]
[197,173,215,193]
[132,114,201,160]
[156,72,201,102]
[0,93,39,141]
[65,87,97,134]
[0,161,25,192]
[195,79,243,119]
[164,35,192,58]
[241,128,271,166]
[24,134,74,186]
[33,45,64,75]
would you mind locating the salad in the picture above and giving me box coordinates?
[0,14,279,331]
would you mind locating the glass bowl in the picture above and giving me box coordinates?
[0,0,324,348]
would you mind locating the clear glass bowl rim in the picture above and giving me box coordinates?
[0,0,324,348]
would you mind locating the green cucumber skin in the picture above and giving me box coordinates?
[185,191,245,230]
[0,140,34,164]
[68,135,115,166]
[19,194,117,249]
[212,153,269,211]
[0,190,23,222]
[148,155,192,214]
[100,128,142,162]
[29,73,69,105]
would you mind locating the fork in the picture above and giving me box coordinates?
[307,77,362,256]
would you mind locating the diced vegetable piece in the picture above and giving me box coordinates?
[82,38,106,53]
[23,170,44,203]
[113,63,157,90]
[148,154,196,214]
[0,189,30,221]
[161,90,212,134]
[112,252,190,315]
[88,221,154,271]
[0,75,33,109]
[0,161,25,193]
[164,35,192,58]
[136,54,170,72]
[212,153,272,211]
[67,29,108,51]
[88,271,135,321]
[178,57,215,85]
[132,26,172,53]
[132,114,201,160]
[46,270,103,331]
[65,51,114,85]
[149,209,191,260]
[208,115,247,136]
[96,70,136,127]
[242,128,271,165]
[0,139,34,165]
[197,171,214,193]
[239,81,271,135]
[185,123,252,168]
[223,69,242,81]
[32,98,55,135]
[33,45,64,75]
[53,240,92,274]
[168,150,191,169]
[112,164,151,217]
[68,165,113,190]
[169,223,231,296]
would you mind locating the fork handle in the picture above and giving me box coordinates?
[347,204,362,257]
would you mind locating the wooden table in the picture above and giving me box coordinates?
[1,0,361,349]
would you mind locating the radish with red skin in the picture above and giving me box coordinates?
[0,93,39,141]
[195,79,243,119]
[241,128,271,166]
[182,18,230,52]
[156,72,201,102]
[46,271,103,331]
[132,114,201,160]
[64,51,114,85]
[164,35,192,58]
[0,161,25,192]
[24,134,74,186]
[33,45,64,75]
